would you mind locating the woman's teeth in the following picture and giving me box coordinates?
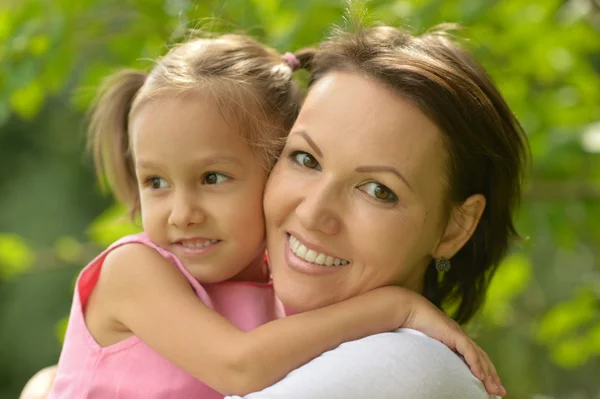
[288,235,348,266]
[181,239,218,248]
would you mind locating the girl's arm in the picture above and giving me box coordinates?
[95,244,502,396]
[19,365,57,399]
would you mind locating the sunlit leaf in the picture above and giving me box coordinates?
[0,10,11,41]
[586,323,600,354]
[28,34,50,56]
[537,288,597,344]
[550,336,590,369]
[9,80,45,119]
[482,253,532,326]
[87,203,142,247]
[54,316,69,343]
[0,234,35,279]
[54,236,84,263]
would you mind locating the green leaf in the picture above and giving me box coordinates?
[87,204,142,247]
[54,236,84,263]
[28,35,50,56]
[482,253,532,326]
[10,80,45,119]
[0,234,35,279]
[54,316,69,344]
[0,10,12,41]
[537,288,597,344]
[550,337,590,369]
[586,323,600,354]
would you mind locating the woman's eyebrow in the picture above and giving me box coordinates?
[292,130,323,157]
[355,165,413,191]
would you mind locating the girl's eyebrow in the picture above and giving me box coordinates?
[291,130,323,157]
[136,160,160,169]
[136,156,242,170]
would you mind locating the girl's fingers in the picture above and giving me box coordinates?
[476,344,506,396]
[461,339,486,380]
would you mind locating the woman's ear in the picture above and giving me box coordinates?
[435,194,486,259]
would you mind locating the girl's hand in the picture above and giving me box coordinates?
[401,293,506,397]
[19,365,57,399]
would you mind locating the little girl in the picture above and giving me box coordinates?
[46,34,501,398]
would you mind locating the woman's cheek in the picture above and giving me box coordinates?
[265,166,294,218]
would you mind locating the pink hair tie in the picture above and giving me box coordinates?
[282,52,300,71]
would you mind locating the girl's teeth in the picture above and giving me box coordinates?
[182,239,217,248]
[288,235,348,267]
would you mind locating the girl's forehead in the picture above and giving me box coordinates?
[132,98,247,151]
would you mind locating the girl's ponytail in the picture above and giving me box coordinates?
[87,69,146,216]
[294,47,318,72]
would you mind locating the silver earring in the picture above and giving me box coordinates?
[435,258,451,273]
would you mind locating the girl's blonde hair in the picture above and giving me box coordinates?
[88,34,303,216]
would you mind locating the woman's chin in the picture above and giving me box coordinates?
[273,278,337,313]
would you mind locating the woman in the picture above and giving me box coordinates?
[221,22,527,398]
[22,22,526,399]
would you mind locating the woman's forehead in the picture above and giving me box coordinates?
[300,72,439,137]
[294,72,447,185]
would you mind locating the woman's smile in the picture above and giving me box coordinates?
[264,72,448,312]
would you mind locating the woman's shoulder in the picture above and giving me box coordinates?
[329,328,498,398]
[338,327,472,368]
[230,328,498,399]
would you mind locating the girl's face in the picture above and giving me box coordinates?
[130,93,268,283]
[264,72,461,312]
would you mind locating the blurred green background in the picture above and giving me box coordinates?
[1,0,599,398]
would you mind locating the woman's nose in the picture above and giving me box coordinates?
[295,183,341,235]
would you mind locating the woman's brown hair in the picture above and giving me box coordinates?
[295,24,529,324]
[88,34,303,217]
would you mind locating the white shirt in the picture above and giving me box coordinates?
[227,328,500,399]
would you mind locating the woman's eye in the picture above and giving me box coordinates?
[203,172,230,185]
[291,151,321,170]
[149,177,169,189]
[358,182,398,202]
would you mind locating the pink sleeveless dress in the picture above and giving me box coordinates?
[48,233,285,399]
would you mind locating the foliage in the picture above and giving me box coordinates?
[1,0,599,398]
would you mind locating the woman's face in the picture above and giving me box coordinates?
[264,72,455,312]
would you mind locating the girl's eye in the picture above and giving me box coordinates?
[358,182,398,203]
[203,172,230,185]
[149,177,169,189]
[291,151,321,170]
